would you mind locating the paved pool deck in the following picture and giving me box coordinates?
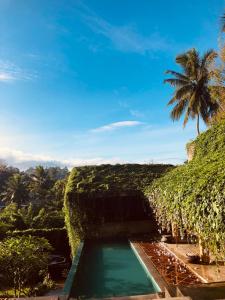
[162,242,225,283]
[130,240,225,300]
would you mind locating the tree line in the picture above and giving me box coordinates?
[0,165,69,297]
[0,165,68,235]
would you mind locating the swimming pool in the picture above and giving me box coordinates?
[70,240,161,298]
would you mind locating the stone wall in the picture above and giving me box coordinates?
[186,142,195,162]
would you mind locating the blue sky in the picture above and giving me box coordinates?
[0,0,224,169]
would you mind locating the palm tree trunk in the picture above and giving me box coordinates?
[196,114,200,135]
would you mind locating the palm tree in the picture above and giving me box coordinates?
[1,174,29,206]
[164,48,219,135]
[29,166,52,207]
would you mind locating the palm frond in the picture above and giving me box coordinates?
[165,70,189,81]
[164,78,188,87]
[189,49,200,64]
[201,49,217,69]
[188,91,199,114]
[176,53,189,67]
[176,52,190,75]
[183,107,191,127]
[187,49,200,79]
[167,96,178,106]
[170,99,188,121]
[176,49,199,78]
[174,84,193,100]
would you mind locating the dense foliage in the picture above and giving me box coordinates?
[64,164,173,255]
[0,166,68,235]
[9,227,70,256]
[0,236,52,297]
[146,121,225,260]
[0,165,69,295]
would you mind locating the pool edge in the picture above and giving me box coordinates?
[62,241,84,297]
[129,240,173,297]
[129,241,161,293]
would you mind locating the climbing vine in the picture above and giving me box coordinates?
[146,120,225,260]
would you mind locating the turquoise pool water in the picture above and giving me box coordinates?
[71,240,160,298]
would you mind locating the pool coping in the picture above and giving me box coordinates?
[129,241,161,293]
[95,293,164,300]
[62,241,84,297]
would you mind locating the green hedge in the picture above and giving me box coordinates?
[8,227,70,257]
[192,120,225,160]
[64,171,82,256]
[64,164,173,256]
[146,121,225,260]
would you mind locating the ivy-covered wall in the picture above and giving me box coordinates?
[146,120,225,260]
[64,164,173,255]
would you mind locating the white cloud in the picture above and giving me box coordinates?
[0,60,36,82]
[0,72,15,82]
[90,121,143,133]
[0,148,57,168]
[75,2,170,54]
[0,146,184,171]
[0,147,125,170]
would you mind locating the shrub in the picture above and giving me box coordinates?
[0,235,52,297]
[8,227,70,256]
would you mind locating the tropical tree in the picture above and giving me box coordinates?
[1,174,29,206]
[164,48,219,135]
[17,203,46,229]
[46,179,67,210]
[30,166,51,189]
[17,203,64,229]
[0,203,23,232]
[29,166,53,207]
[0,164,19,197]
